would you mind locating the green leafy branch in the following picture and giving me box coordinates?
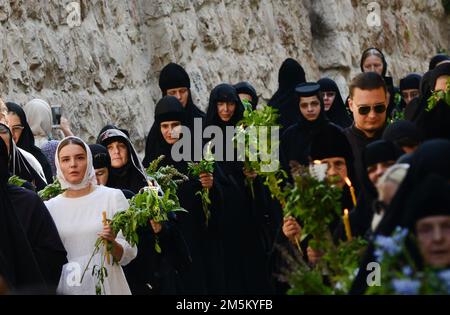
[38,178,65,201]
[188,158,215,227]
[282,166,367,294]
[427,77,450,112]
[8,175,27,187]
[234,102,280,197]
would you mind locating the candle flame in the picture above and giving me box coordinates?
[313,160,322,165]
[345,177,352,187]
[344,208,349,215]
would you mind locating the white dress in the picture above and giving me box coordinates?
[45,185,137,295]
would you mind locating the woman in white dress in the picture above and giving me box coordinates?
[45,136,137,295]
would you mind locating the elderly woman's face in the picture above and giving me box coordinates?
[107,140,129,169]
[416,215,450,268]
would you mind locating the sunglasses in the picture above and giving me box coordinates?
[357,104,386,115]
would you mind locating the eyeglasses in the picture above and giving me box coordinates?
[320,92,336,98]
[357,104,386,115]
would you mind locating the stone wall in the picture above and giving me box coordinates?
[0,0,448,152]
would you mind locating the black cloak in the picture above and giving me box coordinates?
[205,83,275,294]
[0,135,48,293]
[143,63,206,167]
[268,58,306,133]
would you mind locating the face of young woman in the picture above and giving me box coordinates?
[160,121,182,145]
[416,215,450,268]
[107,141,129,169]
[58,144,88,185]
[217,102,236,122]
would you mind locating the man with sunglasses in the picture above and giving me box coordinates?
[345,72,388,191]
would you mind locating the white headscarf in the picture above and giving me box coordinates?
[55,136,97,190]
[23,99,52,139]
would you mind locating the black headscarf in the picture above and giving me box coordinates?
[89,144,111,170]
[268,58,306,132]
[6,102,53,184]
[143,63,205,167]
[382,120,423,150]
[0,135,46,292]
[404,70,433,121]
[205,84,244,128]
[402,173,450,231]
[429,53,450,71]
[234,81,259,109]
[205,84,244,175]
[98,128,148,194]
[0,123,47,191]
[363,139,403,169]
[317,78,352,128]
[399,73,422,92]
[146,96,187,172]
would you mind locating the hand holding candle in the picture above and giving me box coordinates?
[345,177,357,207]
[343,208,352,241]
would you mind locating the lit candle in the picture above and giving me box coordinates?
[102,211,110,264]
[343,209,352,241]
[345,177,357,207]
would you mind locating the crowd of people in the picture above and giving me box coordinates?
[0,47,449,295]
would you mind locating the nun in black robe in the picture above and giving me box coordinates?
[280,82,343,176]
[98,127,148,194]
[0,123,47,191]
[143,63,206,167]
[268,58,306,134]
[318,78,352,128]
[0,136,48,293]
[404,70,433,122]
[145,95,225,294]
[205,83,275,294]
[350,139,450,294]
[415,63,450,141]
[6,102,53,184]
